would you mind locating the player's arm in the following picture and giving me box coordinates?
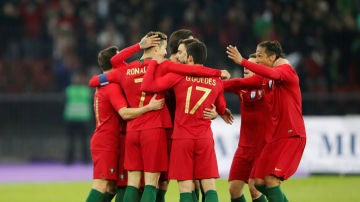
[141,60,180,92]
[111,35,160,68]
[222,75,264,92]
[214,87,233,124]
[160,60,231,80]
[88,69,122,87]
[118,94,165,120]
[226,45,281,80]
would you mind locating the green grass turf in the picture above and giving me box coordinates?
[0,176,358,202]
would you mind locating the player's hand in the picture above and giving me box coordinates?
[226,45,243,65]
[139,35,161,49]
[273,57,290,67]
[220,69,231,80]
[203,104,218,120]
[220,108,234,125]
[148,94,165,110]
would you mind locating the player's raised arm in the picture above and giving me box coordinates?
[227,45,281,80]
[111,35,161,68]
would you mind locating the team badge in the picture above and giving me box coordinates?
[250,91,256,99]
[268,80,273,88]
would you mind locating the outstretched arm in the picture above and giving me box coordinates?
[141,60,180,92]
[226,45,281,80]
[118,94,165,120]
[222,75,264,92]
[159,60,231,79]
[88,69,122,87]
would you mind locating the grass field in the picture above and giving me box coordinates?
[0,175,358,202]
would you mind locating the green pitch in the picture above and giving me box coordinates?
[0,176,358,202]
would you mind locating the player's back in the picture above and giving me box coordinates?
[172,75,226,139]
[92,84,125,150]
[119,59,172,131]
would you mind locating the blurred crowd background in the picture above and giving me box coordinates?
[0,0,359,94]
[0,0,359,163]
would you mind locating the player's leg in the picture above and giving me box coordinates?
[104,180,117,202]
[123,170,142,202]
[200,178,218,202]
[195,138,220,202]
[86,179,108,202]
[229,180,246,202]
[123,130,143,202]
[157,179,169,202]
[248,178,267,202]
[263,137,306,202]
[86,149,119,202]
[178,180,195,202]
[141,128,169,202]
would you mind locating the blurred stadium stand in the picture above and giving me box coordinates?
[0,0,359,163]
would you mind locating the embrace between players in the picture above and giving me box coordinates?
[85,29,306,202]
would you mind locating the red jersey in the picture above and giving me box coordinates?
[241,59,306,140]
[91,83,127,151]
[223,75,274,145]
[141,61,227,139]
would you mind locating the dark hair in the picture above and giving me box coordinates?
[168,29,194,54]
[258,40,286,59]
[145,31,167,50]
[97,46,118,71]
[179,38,207,64]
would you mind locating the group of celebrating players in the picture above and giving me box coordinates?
[84,29,306,202]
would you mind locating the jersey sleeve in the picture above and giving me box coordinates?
[222,75,265,92]
[241,59,281,80]
[141,60,182,92]
[88,69,122,87]
[110,43,141,68]
[108,84,128,110]
[160,60,221,77]
[214,82,226,115]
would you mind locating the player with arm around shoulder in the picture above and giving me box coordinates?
[142,39,232,202]
[85,46,164,202]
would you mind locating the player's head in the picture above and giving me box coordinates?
[256,40,285,67]
[168,29,194,56]
[243,53,256,78]
[144,31,168,58]
[97,46,119,72]
[176,38,207,65]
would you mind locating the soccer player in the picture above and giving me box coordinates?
[223,54,270,202]
[226,41,306,202]
[88,31,229,202]
[141,38,232,202]
[85,45,165,202]
[164,28,218,202]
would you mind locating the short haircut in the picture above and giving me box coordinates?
[97,46,118,71]
[179,38,207,64]
[258,40,286,59]
[168,29,194,54]
[145,31,167,50]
